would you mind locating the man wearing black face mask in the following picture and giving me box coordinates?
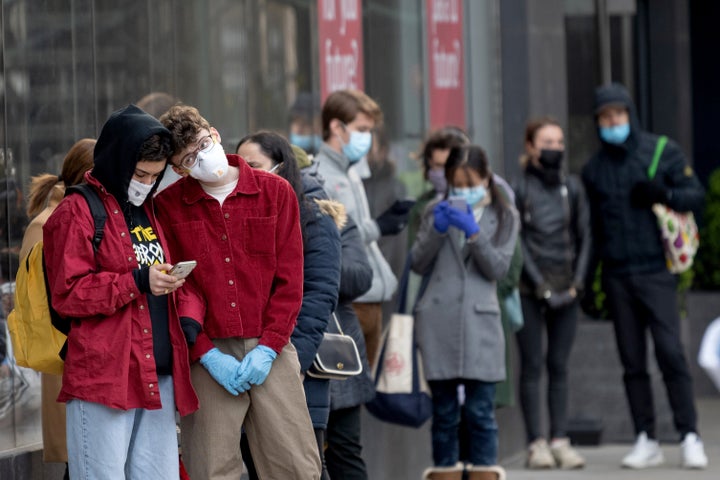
[512,117,592,470]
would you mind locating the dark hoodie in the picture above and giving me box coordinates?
[92,104,169,203]
[581,83,704,275]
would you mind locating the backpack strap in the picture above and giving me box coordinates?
[65,184,108,251]
[647,135,668,180]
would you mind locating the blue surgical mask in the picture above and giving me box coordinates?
[452,185,487,207]
[341,130,372,163]
[289,133,321,153]
[599,123,630,145]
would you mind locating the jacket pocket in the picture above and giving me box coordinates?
[243,216,277,256]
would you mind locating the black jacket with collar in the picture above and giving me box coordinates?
[581,83,704,275]
[514,167,592,293]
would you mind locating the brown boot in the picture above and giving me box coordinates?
[466,465,507,480]
[421,462,464,480]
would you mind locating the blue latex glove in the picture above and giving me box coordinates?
[199,348,243,396]
[433,201,451,233]
[448,204,480,238]
[236,345,278,386]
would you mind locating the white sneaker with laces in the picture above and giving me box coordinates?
[621,432,665,469]
[681,432,708,469]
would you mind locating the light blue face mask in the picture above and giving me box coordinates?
[452,185,487,207]
[289,133,321,152]
[599,123,630,145]
[342,130,372,163]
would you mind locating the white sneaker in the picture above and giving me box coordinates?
[621,432,665,469]
[681,432,708,469]
[526,438,556,469]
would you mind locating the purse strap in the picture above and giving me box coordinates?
[327,312,345,335]
[647,135,668,180]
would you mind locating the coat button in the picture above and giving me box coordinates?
[149,383,154,388]
[221,234,227,240]
[224,213,230,219]
[129,293,135,298]
[139,305,144,310]
[231,302,236,308]
[143,328,149,334]
[145,354,151,359]
[128,256,133,262]
[113,209,119,214]
[229,280,234,285]
[225,257,230,263]
[150,391,155,396]
[121,232,126,237]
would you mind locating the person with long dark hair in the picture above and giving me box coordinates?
[411,145,518,480]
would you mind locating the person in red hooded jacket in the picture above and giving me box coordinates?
[43,105,198,479]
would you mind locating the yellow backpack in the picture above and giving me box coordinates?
[7,184,107,375]
[7,241,66,375]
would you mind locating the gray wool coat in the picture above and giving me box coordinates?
[410,200,519,382]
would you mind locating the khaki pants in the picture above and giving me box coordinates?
[352,302,383,369]
[181,338,321,480]
[41,373,68,463]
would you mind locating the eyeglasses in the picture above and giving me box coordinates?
[179,135,215,169]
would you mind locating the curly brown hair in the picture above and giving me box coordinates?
[159,104,212,155]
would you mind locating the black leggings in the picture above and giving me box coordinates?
[515,294,578,443]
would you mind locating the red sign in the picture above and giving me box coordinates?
[318,0,364,101]
[426,0,465,129]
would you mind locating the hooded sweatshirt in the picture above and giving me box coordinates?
[581,83,704,275]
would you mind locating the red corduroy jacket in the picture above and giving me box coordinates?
[43,173,198,415]
[154,155,304,361]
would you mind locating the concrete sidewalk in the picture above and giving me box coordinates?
[503,396,720,479]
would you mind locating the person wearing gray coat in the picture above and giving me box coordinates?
[411,145,519,476]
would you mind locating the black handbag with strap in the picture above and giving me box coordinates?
[306,313,362,380]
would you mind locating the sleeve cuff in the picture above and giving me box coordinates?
[132,267,151,294]
[189,333,215,363]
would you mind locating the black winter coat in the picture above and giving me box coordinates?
[581,83,705,275]
[291,197,342,428]
[514,169,592,293]
[329,217,376,410]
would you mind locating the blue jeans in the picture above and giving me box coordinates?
[428,379,497,467]
[66,375,178,480]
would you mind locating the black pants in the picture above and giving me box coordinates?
[515,294,578,443]
[325,406,367,480]
[604,269,697,439]
[241,428,330,480]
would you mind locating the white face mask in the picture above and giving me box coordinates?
[128,179,155,206]
[188,142,229,183]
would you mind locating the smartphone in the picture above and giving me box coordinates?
[448,195,467,212]
[168,260,197,279]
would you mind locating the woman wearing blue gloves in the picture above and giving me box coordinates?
[411,145,519,480]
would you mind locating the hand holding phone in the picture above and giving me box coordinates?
[169,260,197,279]
[448,195,467,212]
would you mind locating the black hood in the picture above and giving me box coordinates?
[92,104,170,203]
[593,82,642,146]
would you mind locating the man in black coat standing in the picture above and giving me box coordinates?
[582,83,707,470]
